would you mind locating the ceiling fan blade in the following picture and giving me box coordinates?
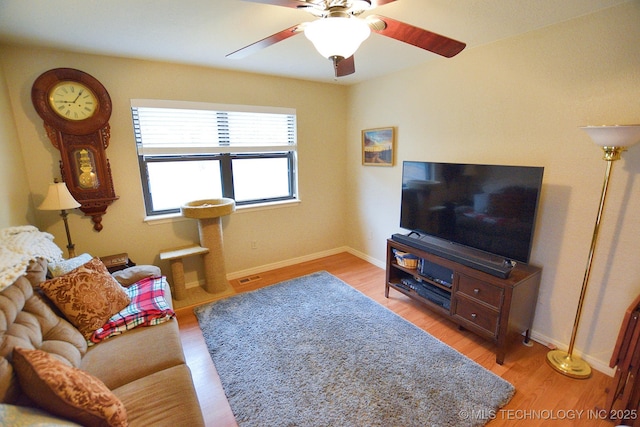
[368,14,466,58]
[334,55,355,77]
[227,24,303,59]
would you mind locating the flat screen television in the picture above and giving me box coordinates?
[399,161,544,264]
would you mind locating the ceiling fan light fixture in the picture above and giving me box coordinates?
[304,17,371,59]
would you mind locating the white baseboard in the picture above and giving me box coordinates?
[528,330,614,377]
[345,247,386,269]
[184,246,384,288]
[226,246,358,280]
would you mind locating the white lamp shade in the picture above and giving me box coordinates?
[304,17,371,59]
[581,125,640,148]
[39,182,81,211]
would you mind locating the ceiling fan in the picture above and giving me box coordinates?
[227,0,466,78]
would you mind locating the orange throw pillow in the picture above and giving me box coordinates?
[40,258,131,339]
[12,347,127,427]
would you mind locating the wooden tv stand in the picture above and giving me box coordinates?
[385,238,542,364]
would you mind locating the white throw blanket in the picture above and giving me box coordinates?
[0,225,63,291]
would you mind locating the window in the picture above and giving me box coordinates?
[131,99,298,217]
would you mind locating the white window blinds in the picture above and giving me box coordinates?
[131,99,297,156]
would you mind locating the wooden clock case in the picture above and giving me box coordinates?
[32,68,118,231]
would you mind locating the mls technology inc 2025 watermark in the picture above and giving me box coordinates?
[458,408,637,422]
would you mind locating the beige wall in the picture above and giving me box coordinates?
[1,2,639,375]
[346,2,640,374]
[0,46,350,283]
[0,65,34,227]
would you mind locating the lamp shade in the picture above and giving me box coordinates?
[39,182,81,211]
[304,17,371,59]
[581,125,640,148]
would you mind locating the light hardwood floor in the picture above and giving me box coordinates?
[175,252,618,427]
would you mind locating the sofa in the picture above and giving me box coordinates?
[0,254,205,426]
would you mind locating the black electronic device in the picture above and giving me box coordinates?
[419,258,453,288]
[399,277,451,310]
[399,161,544,268]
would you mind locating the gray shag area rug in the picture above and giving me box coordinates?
[194,271,514,427]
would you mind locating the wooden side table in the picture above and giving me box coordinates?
[100,253,135,273]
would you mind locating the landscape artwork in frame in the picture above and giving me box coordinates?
[362,127,395,166]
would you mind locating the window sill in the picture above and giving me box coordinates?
[143,198,301,225]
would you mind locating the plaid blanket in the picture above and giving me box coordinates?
[90,276,175,344]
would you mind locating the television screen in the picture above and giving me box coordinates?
[400,161,544,263]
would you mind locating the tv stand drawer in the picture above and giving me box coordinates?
[453,296,499,337]
[457,275,503,309]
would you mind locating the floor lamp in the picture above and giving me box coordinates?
[38,181,81,258]
[546,125,640,379]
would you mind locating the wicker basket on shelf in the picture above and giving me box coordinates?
[393,249,419,269]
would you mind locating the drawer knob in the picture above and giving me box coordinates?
[473,288,480,294]
[471,313,477,319]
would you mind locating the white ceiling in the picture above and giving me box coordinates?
[0,0,629,84]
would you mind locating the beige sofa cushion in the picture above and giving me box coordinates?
[113,364,203,427]
[24,258,47,288]
[0,276,87,403]
[81,318,185,390]
[0,403,82,426]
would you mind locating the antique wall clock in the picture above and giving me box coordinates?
[31,68,118,231]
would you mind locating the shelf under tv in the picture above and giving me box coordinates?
[391,233,515,279]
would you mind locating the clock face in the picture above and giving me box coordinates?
[48,81,98,121]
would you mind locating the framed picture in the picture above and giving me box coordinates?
[362,127,395,166]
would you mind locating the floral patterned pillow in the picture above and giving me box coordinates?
[40,258,131,339]
[12,347,128,427]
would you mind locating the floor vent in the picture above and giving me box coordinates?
[238,275,262,284]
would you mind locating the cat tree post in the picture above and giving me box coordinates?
[181,198,235,294]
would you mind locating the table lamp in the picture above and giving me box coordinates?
[38,180,81,258]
